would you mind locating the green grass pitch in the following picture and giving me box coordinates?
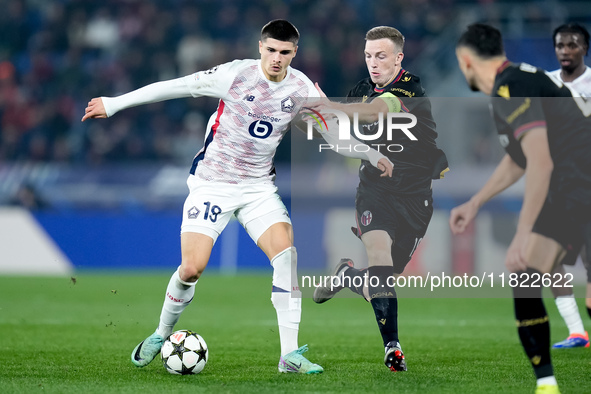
[0,273,589,393]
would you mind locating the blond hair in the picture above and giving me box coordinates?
[366,26,404,52]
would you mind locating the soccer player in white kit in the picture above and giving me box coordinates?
[82,20,393,373]
[547,22,591,349]
[550,23,591,98]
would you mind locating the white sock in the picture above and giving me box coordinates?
[555,295,585,335]
[156,268,196,338]
[537,376,557,387]
[272,292,301,356]
[270,247,301,356]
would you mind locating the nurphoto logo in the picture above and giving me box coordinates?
[302,107,418,153]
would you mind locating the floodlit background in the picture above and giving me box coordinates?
[0,0,589,284]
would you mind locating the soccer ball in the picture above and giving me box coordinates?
[161,330,208,375]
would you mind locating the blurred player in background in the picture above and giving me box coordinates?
[547,22,590,349]
[550,23,591,96]
[451,23,591,393]
[310,26,448,372]
[82,19,392,374]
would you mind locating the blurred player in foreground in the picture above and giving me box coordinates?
[310,26,448,372]
[82,20,392,374]
[547,22,591,349]
[451,23,591,393]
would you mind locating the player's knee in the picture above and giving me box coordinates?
[550,268,574,297]
[366,248,392,268]
[270,240,293,259]
[179,261,205,282]
[258,222,293,260]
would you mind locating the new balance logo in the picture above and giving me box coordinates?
[244,94,255,102]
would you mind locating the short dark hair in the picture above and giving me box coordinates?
[553,23,589,55]
[366,26,405,52]
[457,23,505,58]
[261,20,299,45]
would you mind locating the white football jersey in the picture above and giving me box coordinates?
[548,66,591,97]
[101,59,386,186]
[183,59,317,184]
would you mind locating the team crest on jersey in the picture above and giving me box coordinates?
[281,97,294,113]
[360,210,372,226]
[187,206,200,219]
[204,65,219,74]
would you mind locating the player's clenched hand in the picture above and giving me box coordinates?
[505,231,529,272]
[377,157,393,177]
[81,98,107,122]
[449,199,479,235]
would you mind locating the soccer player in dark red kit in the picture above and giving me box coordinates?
[451,23,591,393]
[311,26,448,372]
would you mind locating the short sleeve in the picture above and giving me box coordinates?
[492,70,547,140]
[492,96,546,140]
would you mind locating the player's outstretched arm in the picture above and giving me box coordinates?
[81,77,194,122]
[310,82,390,123]
[304,83,392,177]
[315,117,393,177]
[81,98,107,122]
[449,154,525,234]
[505,127,553,272]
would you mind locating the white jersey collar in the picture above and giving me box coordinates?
[550,65,591,84]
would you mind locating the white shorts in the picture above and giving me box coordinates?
[181,175,291,244]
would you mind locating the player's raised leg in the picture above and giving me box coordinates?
[256,220,323,374]
[312,258,357,303]
[131,232,213,367]
[312,228,372,302]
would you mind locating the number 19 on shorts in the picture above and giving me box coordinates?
[202,201,222,223]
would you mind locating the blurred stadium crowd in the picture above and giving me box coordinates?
[0,0,588,168]
[0,0,466,165]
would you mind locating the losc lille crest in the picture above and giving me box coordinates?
[281,97,294,113]
[187,206,200,219]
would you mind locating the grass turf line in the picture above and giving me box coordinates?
[0,273,589,393]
